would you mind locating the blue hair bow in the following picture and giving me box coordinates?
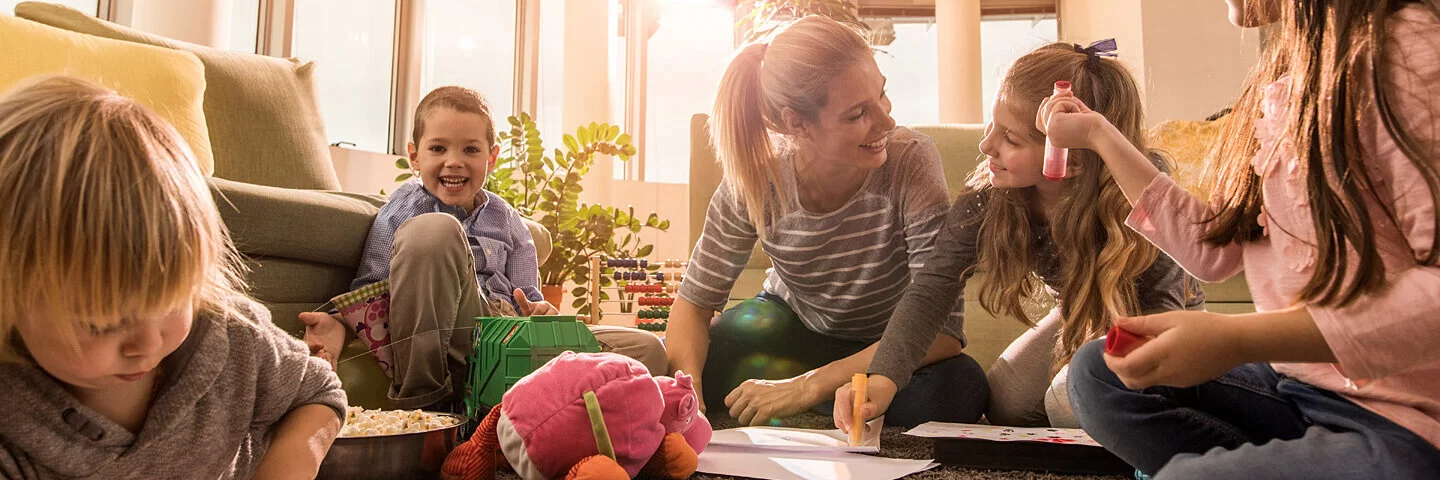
[1075,38,1118,68]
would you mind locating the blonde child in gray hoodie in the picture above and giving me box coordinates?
[0,76,347,479]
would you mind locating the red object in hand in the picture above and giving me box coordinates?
[1105,325,1146,356]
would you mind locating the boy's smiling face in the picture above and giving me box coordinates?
[408,107,500,213]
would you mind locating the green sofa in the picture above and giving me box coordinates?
[688,114,1256,372]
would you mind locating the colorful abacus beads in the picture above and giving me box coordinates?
[636,296,675,307]
[605,258,654,269]
[637,321,668,332]
[637,307,671,319]
[650,271,684,282]
[624,284,667,294]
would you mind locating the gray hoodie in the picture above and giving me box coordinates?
[0,298,346,479]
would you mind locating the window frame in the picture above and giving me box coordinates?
[614,0,739,182]
[258,0,532,156]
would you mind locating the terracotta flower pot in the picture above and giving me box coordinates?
[540,284,564,309]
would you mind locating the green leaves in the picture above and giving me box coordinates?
[478,113,673,299]
[387,157,414,189]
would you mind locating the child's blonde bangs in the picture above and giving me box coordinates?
[0,77,240,361]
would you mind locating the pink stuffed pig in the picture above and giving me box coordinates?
[442,351,712,480]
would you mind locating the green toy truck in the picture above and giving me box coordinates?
[465,315,601,419]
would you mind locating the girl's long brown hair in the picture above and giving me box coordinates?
[968,43,1161,367]
[1203,0,1440,307]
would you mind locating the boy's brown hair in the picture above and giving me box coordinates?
[411,86,497,147]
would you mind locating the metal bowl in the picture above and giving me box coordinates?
[317,412,467,480]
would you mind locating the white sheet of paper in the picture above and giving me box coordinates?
[903,421,1102,447]
[696,445,938,480]
[707,416,883,453]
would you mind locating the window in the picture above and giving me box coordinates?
[981,15,1058,122]
[291,0,397,152]
[228,0,260,53]
[639,1,732,183]
[864,13,1057,125]
[608,0,626,172]
[610,0,732,183]
[419,0,518,128]
[872,18,940,125]
[535,0,565,149]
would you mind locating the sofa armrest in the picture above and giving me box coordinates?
[211,177,384,268]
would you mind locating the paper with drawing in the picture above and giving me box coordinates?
[904,422,1102,447]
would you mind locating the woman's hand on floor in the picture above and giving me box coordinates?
[833,374,896,434]
[724,374,823,426]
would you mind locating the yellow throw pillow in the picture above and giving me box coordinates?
[18,2,341,190]
[0,13,214,175]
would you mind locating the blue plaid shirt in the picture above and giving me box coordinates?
[352,180,544,310]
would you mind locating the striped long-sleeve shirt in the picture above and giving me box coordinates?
[679,127,963,342]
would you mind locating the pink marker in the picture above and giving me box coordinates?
[1043,80,1073,182]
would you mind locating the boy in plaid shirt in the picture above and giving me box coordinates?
[302,87,665,410]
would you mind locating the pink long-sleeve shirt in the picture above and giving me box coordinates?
[1126,5,1440,449]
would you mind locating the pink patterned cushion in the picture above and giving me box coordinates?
[331,280,394,378]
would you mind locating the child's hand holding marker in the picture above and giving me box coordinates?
[1105,325,1148,357]
[833,374,897,444]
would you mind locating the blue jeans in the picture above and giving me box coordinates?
[703,293,989,428]
[1068,340,1440,479]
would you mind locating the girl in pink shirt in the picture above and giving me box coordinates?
[1043,0,1440,478]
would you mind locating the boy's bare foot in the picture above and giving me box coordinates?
[299,312,346,370]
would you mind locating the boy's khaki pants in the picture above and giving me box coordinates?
[385,213,667,409]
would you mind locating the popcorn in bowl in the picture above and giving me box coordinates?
[339,406,463,437]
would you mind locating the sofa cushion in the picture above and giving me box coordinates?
[17,2,341,190]
[0,12,213,173]
[211,177,384,267]
[910,124,987,197]
[246,257,357,306]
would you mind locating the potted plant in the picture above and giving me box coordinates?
[485,113,670,316]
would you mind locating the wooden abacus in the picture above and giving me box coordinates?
[587,256,687,334]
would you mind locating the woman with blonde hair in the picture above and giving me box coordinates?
[668,15,988,427]
[0,76,345,478]
[835,41,1203,433]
